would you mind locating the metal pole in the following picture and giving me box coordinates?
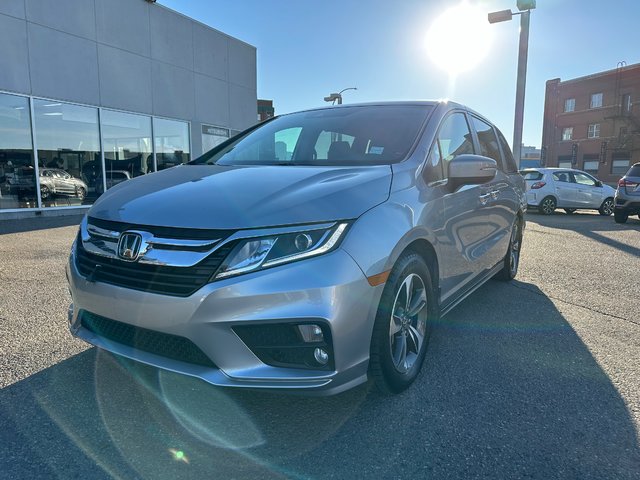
[512,9,530,168]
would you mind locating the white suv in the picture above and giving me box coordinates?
[521,167,616,215]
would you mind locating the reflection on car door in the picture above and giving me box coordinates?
[436,112,493,300]
[572,171,603,207]
[552,171,579,207]
[54,171,74,194]
[470,117,517,269]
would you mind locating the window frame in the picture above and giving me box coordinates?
[561,127,573,141]
[564,98,575,113]
[590,93,603,109]
[588,123,601,138]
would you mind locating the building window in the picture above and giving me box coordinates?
[588,123,600,138]
[101,110,153,194]
[557,155,572,169]
[562,127,573,141]
[611,155,630,175]
[583,155,599,176]
[564,98,575,112]
[33,100,100,207]
[0,93,36,210]
[590,93,603,108]
[202,125,230,154]
[154,118,190,171]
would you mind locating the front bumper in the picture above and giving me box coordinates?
[67,247,383,395]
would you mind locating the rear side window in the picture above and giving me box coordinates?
[552,171,572,183]
[435,112,474,178]
[495,129,518,173]
[627,165,640,177]
[471,116,502,168]
[521,170,543,181]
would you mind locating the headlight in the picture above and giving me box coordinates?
[215,223,349,279]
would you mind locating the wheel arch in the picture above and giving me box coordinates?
[399,238,440,302]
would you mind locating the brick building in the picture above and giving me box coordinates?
[541,63,640,185]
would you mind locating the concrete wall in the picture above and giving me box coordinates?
[0,0,257,156]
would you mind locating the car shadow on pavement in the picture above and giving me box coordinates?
[526,211,640,258]
[1,280,638,480]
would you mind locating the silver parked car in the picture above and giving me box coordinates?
[67,102,526,395]
[39,168,88,200]
[520,167,616,215]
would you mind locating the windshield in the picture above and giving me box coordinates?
[191,105,431,167]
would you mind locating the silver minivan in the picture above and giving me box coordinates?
[67,102,526,395]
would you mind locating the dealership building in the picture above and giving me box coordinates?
[0,0,257,218]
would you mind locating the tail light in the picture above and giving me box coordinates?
[531,181,546,189]
[618,178,639,188]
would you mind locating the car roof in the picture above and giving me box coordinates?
[282,100,449,116]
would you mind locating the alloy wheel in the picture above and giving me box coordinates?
[600,198,614,216]
[389,273,428,374]
[541,198,556,215]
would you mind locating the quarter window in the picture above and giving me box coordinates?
[564,98,575,112]
[435,112,474,178]
[471,116,502,168]
[590,93,603,109]
[495,129,518,173]
[588,124,600,138]
[562,127,573,141]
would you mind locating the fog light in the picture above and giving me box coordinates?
[298,324,324,342]
[314,348,329,365]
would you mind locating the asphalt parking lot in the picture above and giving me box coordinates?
[1,211,639,479]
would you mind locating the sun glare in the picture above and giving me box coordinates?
[426,3,493,76]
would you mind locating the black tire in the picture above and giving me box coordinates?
[538,196,556,215]
[598,198,614,216]
[564,208,576,214]
[496,219,523,281]
[369,252,438,394]
[40,185,50,200]
[76,186,86,201]
[614,211,628,224]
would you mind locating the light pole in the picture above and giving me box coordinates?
[324,87,357,105]
[488,0,536,168]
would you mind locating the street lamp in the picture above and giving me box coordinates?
[324,87,357,105]
[488,0,536,168]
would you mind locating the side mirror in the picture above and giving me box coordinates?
[595,180,603,187]
[448,154,497,191]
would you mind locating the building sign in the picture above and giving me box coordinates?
[201,125,230,153]
[600,141,608,163]
[571,143,578,166]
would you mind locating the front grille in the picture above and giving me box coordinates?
[80,311,216,368]
[75,234,237,297]
[87,216,230,240]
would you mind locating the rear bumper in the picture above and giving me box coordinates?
[614,196,640,215]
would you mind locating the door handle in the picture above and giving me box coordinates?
[490,189,499,200]
[479,193,491,205]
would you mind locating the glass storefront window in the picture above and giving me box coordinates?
[0,93,36,210]
[101,110,152,194]
[154,118,190,170]
[34,100,100,207]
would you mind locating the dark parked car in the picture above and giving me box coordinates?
[614,162,640,223]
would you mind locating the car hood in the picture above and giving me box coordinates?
[89,164,392,230]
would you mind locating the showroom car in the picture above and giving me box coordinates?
[67,102,526,395]
[520,167,616,215]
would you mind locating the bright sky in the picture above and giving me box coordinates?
[161,0,640,149]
